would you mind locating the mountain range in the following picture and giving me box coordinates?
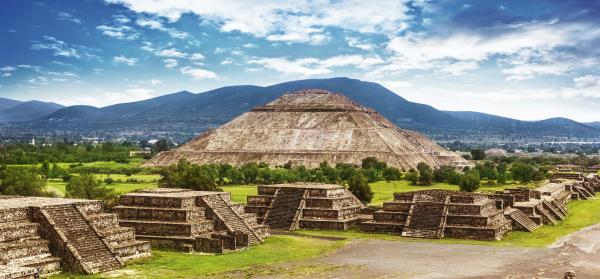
[1,77,599,141]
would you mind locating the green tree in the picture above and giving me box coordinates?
[510,162,536,183]
[405,169,419,185]
[65,173,114,200]
[470,149,486,160]
[417,162,433,186]
[382,167,401,182]
[433,165,456,183]
[0,168,47,196]
[348,173,373,204]
[459,170,480,192]
[40,160,50,179]
[158,160,219,191]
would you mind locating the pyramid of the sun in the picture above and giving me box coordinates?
[146,89,470,170]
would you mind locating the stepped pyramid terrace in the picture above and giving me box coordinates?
[360,190,513,240]
[0,196,150,278]
[115,188,268,253]
[362,175,600,240]
[244,183,366,231]
[146,89,471,170]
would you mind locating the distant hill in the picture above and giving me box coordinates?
[3,77,600,141]
[0,100,63,122]
[0,97,22,111]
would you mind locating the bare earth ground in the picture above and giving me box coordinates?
[214,223,600,279]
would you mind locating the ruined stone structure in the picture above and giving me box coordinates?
[115,188,268,253]
[146,89,470,170]
[245,183,365,231]
[0,196,150,278]
[360,190,512,240]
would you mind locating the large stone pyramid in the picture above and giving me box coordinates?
[146,89,470,170]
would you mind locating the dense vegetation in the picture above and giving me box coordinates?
[0,142,139,164]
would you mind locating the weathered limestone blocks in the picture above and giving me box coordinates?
[0,196,150,277]
[246,183,366,231]
[361,190,512,240]
[116,188,268,253]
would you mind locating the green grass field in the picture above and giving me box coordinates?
[51,235,346,279]
[221,185,257,203]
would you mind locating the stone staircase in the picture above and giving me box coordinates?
[264,188,307,230]
[535,204,558,225]
[573,184,593,200]
[551,200,568,216]
[504,208,540,232]
[42,205,122,273]
[402,196,449,239]
[201,195,263,245]
[542,200,566,221]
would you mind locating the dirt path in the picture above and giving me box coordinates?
[212,224,600,278]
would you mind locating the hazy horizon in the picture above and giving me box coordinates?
[2,1,600,121]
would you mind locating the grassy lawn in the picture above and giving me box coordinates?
[297,193,600,248]
[221,185,258,204]
[51,235,346,279]
[46,178,158,197]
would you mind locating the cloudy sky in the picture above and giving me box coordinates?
[1,0,600,121]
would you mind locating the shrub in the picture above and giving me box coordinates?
[433,165,456,183]
[158,160,219,191]
[66,173,114,200]
[405,169,418,185]
[348,173,373,204]
[417,162,433,186]
[459,170,480,192]
[510,162,535,183]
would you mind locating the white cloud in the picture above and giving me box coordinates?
[105,0,412,43]
[249,54,384,76]
[189,53,205,60]
[574,75,600,88]
[113,55,138,66]
[149,79,162,85]
[136,17,189,39]
[345,36,375,51]
[96,25,140,40]
[156,48,186,58]
[221,58,234,65]
[1,73,11,77]
[502,63,569,81]
[0,66,16,71]
[382,20,600,78]
[113,15,131,23]
[179,66,218,80]
[30,36,100,60]
[163,58,178,68]
[57,12,82,24]
[242,43,257,48]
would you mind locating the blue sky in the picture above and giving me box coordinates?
[1,0,600,121]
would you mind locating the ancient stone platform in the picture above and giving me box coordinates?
[245,183,365,231]
[0,196,150,277]
[115,188,268,253]
[361,190,512,240]
[146,89,471,170]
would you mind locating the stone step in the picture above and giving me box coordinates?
[505,208,540,232]
[114,206,207,222]
[119,219,215,236]
[401,228,440,238]
[551,200,568,216]
[113,240,152,261]
[0,238,50,263]
[43,205,122,273]
[11,254,61,276]
[542,200,565,220]
[0,222,39,242]
[536,205,558,225]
